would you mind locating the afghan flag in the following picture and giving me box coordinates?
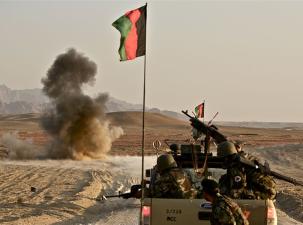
[112,5,146,61]
[195,103,205,118]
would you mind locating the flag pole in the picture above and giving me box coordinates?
[112,4,147,223]
[140,54,147,224]
[140,3,148,225]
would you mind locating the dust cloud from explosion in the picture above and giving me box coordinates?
[41,48,124,160]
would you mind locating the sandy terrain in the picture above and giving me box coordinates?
[248,145,303,224]
[0,113,302,224]
[0,157,156,225]
[0,154,302,225]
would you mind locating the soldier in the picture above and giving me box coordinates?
[217,141,254,199]
[217,141,276,200]
[234,140,259,162]
[201,179,249,225]
[152,154,197,199]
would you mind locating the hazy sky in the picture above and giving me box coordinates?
[1,0,303,122]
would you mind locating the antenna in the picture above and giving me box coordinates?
[208,112,219,126]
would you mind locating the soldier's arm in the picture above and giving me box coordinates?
[212,205,236,225]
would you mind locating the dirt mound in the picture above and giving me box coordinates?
[245,144,303,223]
[247,144,303,172]
[276,191,303,222]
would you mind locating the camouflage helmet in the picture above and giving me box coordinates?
[217,141,237,158]
[157,154,177,173]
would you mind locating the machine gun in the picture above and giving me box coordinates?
[235,155,303,186]
[181,110,303,187]
[101,184,142,200]
[182,110,227,144]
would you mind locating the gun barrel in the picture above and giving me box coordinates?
[270,170,303,186]
[238,157,303,186]
[103,194,121,198]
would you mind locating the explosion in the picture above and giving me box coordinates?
[41,48,123,160]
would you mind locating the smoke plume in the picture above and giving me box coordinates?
[41,48,123,160]
[1,133,42,160]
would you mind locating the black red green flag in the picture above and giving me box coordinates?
[112,5,146,61]
[195,103,205,118]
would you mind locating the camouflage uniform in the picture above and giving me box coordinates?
[219,165,276,200]
[238,151,259,162]
[218,145,276,200]
[240,151,276,200]
[211,193,249,225]
[219,165,255,199]
[153,167,197,199]
[217,142,253,199]
[246,170,276,200]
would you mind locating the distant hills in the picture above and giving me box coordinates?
[215,121,303,130]
[107,111,187,128]
[1,85,303,129]
[0,84,48,104]
[0,85,185,120]
[0,85,48,114]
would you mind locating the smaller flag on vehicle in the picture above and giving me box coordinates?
[195,103,204,118]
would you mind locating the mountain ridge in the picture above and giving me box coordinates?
[0,84,185,120]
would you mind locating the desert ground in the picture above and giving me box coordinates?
[0,112,302,225]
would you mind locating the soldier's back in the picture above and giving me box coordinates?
[211,194,249,225]
[153,168,196,199]
[219,166,255,199]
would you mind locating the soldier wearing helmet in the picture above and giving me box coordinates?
[152,154,197,199]
[217,141,255,199]
[218,141,276,200]
[234,140,259,162]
